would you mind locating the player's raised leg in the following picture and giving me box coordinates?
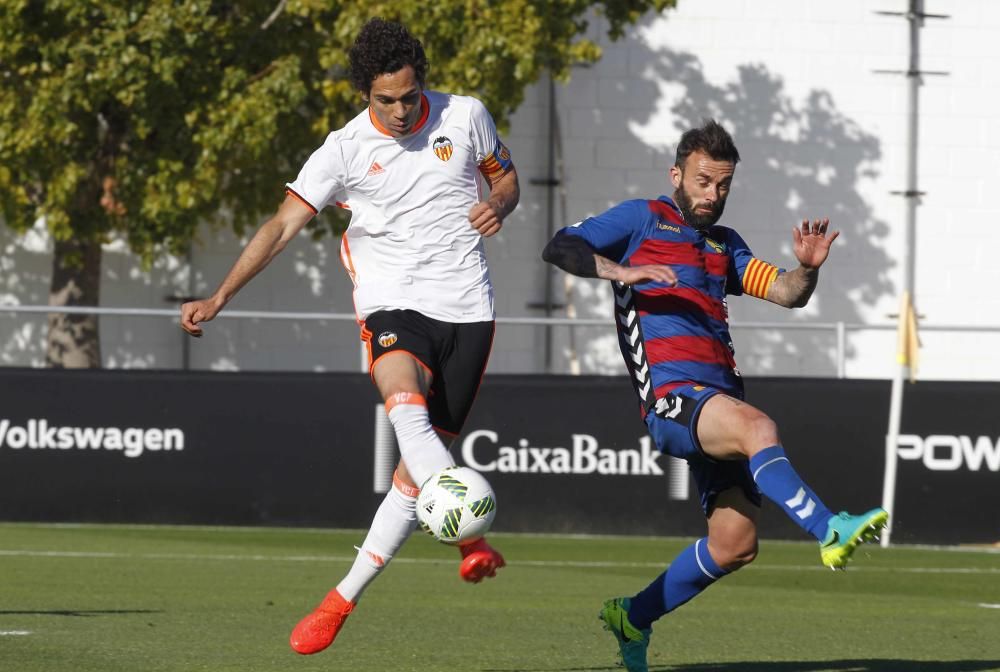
[697,394,887,568]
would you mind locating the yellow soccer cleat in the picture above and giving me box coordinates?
[820,508,889,569]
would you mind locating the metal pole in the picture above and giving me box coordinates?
[527,71,566,372]
[882,0,928,547]
[543,73,557,372]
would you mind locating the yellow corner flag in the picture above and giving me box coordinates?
[896,291,921,381]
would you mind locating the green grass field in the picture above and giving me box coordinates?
[1,523,998,672]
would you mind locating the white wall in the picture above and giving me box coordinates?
[2,0,998,380]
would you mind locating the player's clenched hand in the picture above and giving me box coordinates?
[180,298,222,337]
[616,264,677,287]
[468,201,503,237]
[792,218,839,270]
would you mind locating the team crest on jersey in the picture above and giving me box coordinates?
[705,237,726,254]
[433,136,454,162]
[498,143,510,161]
[377,331,398,348]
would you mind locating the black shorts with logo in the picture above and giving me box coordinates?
[362,309,495,435]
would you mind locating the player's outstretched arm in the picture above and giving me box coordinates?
[180,195,315,337]
[469,166,520,238]
[766,217,839,308]
[542,231,676,286]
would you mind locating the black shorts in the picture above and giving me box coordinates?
[361,309,494,435]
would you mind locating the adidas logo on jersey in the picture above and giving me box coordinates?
[367,161,385,176]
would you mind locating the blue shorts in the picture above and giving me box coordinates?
[644,383,762,515]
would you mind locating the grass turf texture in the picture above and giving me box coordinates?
[1,523,998,672]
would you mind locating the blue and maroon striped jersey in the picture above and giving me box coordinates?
[560,195,782,410]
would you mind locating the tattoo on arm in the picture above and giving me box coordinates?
[767,266,819,308]
[488,168,520,220]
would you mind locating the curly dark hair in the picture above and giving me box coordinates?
[674,119,741,168]
[348,19,428,94]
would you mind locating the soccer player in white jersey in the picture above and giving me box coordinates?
[179,18,519,655]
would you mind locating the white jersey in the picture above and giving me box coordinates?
[286,91,514,323]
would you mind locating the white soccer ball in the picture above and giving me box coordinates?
[416,466,497,545]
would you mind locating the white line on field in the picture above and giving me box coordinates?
[0,549,997,575]
[3,523,998,554]
[0,631,31,636]
[978,603,1000,609]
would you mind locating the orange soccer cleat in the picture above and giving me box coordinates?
[458,537,506,583]
[289,589,355,655]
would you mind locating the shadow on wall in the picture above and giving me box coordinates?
[110,224,359,371]
[0,223,51,366]
[0,216,357,370]
[567,42,894,377]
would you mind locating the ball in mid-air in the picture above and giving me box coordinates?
[416,466,497,545]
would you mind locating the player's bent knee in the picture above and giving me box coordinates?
[709,533,758,570]
[716,541,758,570]
[743,413,779,455]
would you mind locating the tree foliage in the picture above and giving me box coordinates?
[1,0,674,252]
[0,0,674,365]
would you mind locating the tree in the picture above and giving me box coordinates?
[0,0,675,367]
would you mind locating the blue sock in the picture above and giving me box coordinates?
[749,445,834,539]
[627,538,728,630]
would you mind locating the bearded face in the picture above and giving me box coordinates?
[669,151,736,231]
[674,181,727,230]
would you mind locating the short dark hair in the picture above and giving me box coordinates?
[674,119,740,168]
[348,19,428,95]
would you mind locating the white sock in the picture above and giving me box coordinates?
[336,473,419,603]
[385,392,455,487]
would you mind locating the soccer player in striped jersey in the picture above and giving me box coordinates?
[542,120,887,672]
[180,19,518,656]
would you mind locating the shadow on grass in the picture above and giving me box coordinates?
[0,609,162,617]
[486,661,1000,672]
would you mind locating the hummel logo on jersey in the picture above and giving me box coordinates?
[654,395,684,419]
[367,161,385,176]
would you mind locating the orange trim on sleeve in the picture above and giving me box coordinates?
[285,187,318,214]
[385,391,428,414]
[392,470,421,498]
